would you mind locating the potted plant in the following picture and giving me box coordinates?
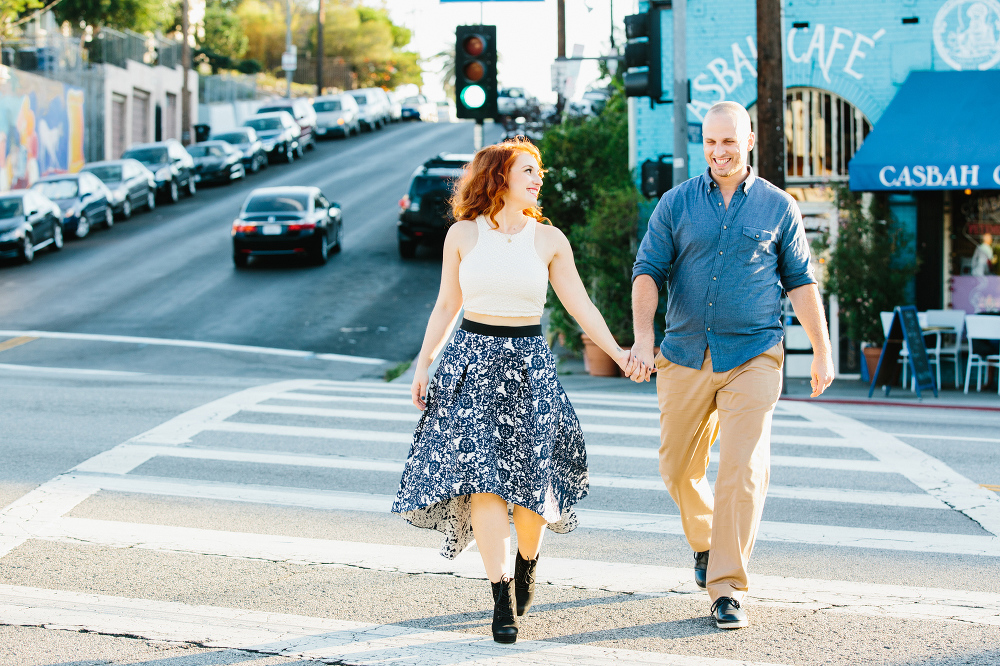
[820,188,918,380]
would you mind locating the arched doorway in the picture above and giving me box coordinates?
[748,87,872,184]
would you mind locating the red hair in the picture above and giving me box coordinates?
[450,137,548,228]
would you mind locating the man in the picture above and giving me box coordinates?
[629,101,834,629]
[971,233,994,276]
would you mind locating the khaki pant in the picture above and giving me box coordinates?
[654,343,783,603]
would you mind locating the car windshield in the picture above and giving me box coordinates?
[245,118,282,131]
[403,97,422,105]
[213,133,248,144]
[351,94,368,106]
[124,148,168,165]
[244,194,309,213]
[257,106,291,116]
[188,145,226,157]
[33,179,79,199]
[85,165,122,182]
[410,175,456,198]
[313,100,342,112]
[0,198,23,218]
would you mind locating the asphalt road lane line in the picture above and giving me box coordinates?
[106,444,943,508]
[0,363,145,376]
[47,476,996,556]
[29,516,1000,615]
[0,585,788,666]
[0,335,36,352]
[0,330,386,366]
[790,402,1000,538]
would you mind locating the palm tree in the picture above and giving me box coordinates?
[431,45,455,100]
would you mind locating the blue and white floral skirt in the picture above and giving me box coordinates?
[391,322,589,559]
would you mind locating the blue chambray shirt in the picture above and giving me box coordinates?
[632,167,816,372]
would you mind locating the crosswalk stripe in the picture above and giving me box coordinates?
[106,444,941,508]
[205,421,413,443]
[0,585,791,665]
[54,475,995,555]
[586,444,885,472]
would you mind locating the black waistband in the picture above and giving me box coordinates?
[460,319,542,338]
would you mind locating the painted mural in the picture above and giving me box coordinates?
[0,66,85,193]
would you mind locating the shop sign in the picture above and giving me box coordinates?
[965,195,1000,236]
[877,164,1000,189]
[933,0,1000,71]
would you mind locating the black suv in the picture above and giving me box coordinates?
[397,153,470,258]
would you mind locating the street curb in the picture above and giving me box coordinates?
[782,396,1000,412]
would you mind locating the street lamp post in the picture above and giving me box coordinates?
[285,0,293,99]
[316,0,324,96]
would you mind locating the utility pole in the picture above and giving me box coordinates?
[672,0,687,187]
[756,0,785,189]
[285,0,293,99]
[556,0,565,114]
[316,0,324,96]
[181,0,190,145]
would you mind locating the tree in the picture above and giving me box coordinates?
[199,2,248,72]
[1,0,43,40]
[237,0,287,70]
[53,0,170,33]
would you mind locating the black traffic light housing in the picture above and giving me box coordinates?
[624,8,663,103]
[641,157,674,199]
[455,25,498,120]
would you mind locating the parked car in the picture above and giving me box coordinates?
[256,99,317,151]
[400,95,436,122]
[497,87,530,116]
[210,127,268,173]
[385,91,402,122]
[242,112,302,163]
[350,88,390,131]
[435,100,457,123]
[397,153,469,258]
[0,190,63,263]
[231,186,342,267]
[312,94,361,138]
[121,139,196,203]
[187,141,246,185]
[31,171,114,238]
[81,159,156,219]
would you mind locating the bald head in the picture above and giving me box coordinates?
[704,101,753,139]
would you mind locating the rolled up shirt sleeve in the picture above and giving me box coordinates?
[632,194,675,290]
[776,204,816,292]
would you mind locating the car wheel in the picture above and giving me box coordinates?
[331,221,343,253]
[104,206,114,228]
[51,222,64,251]
[250,156,260,174]
[233,252,249,268]
[19,234,34,263]
[310,232,329,265]
[121,198,132,220]
[75,214,90,239]
[187,177,197,196]
[168,180,179,203]
[146,190,156,211]
[398,238,417,259]
[285,145,295,163]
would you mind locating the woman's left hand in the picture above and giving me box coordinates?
[614,348,641,377]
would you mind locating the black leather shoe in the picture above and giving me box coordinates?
[514,551,539,616]
[694,550,709,589]
[711,596,748,629]
[490,576,518,644]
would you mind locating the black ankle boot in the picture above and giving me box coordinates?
[490,576,518,644]
[513,551,539,616]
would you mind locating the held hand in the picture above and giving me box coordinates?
[411,367,430,410]
[810,352,835,397]
[614,347,639,377]
[628,341,657,383]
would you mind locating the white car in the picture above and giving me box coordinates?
[400,95,437,122]
[385,91,402,122]
[312,94,361,138]
[350,88,391,131]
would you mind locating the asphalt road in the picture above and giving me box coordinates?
[0,121,999,665]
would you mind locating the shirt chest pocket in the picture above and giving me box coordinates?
[739,226,776,263]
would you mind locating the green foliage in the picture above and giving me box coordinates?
[235,58,262,74]
[200,3,249,63]
[0,0,43,39]
[821,187,918,345]
[53,0,168,33]
[537,84,636,350]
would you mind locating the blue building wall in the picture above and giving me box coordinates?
[634,0,1000,178]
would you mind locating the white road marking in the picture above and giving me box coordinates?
[21,517,1000,623]
[0,585,789,665]
[889,432,1000,444]
[0,329,386,365]
[587,444,885,472]
[206,420,413,443]
[0,363,145,376]
[50,475,996,555]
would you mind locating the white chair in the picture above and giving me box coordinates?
[924,309,967,389]
[963,315,1000,394]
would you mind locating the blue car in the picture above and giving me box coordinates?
[0,189,63,263]
[31,171,114,239]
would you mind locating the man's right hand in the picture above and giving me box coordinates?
[628,340,656,383]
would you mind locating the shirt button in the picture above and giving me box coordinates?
[719,251,723,255]
[755,233,760,238]
[713,277,717,280]
[718,202,722,206]
[723,226,727,229]
[707,327,711,331]
[709,303,713,306]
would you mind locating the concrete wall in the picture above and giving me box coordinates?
[633,0,1000,177]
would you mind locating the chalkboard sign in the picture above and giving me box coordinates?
[868,305,938,399]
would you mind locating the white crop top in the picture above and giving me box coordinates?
[458,216,549,318]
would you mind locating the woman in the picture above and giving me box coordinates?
[391,138,641,644]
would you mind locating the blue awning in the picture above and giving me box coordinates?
[849,70,1000,192]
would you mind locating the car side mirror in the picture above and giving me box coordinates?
[332,202,341,209]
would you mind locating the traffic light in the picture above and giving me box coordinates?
[455,25,498,120]
[641,157,674,199]
[623,9,663,102]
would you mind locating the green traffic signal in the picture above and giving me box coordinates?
[460,85,487,109]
